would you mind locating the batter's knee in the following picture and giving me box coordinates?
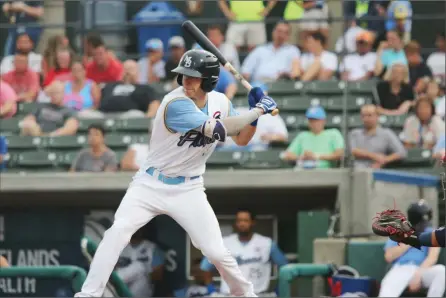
[104,220,137,244]
[203,245,230,264]
[431,264,445,278]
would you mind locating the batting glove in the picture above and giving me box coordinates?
[248,87,265,108]
[256,96,277,114]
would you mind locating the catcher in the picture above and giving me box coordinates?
[372,201,445,248]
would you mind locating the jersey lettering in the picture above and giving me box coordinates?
[235,256,262,266]
[177,131,215,148]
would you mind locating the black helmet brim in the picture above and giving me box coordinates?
[171,66,202,78]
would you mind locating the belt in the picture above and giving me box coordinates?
[146,167,200,185]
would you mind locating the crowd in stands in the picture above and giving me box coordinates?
[0,0,445,174]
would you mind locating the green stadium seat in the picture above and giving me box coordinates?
[132,133,150,144]
[266,80,304,95]
[282,114,307,130]
[347,80,378,93]
[232,96,247,107]
[77,118,115,133]
[325,114,345,129]
[348,114,363,128]
[46,135,87,150]
[17,102,37,115]
[377,115,393,127]
[242,149,289,169]
[16,151,59,169]
[325,95,373,112]
[303,80,346,95]
[6,135,44,150]
[105,134,133,149]
[115,150,127,164]
[388,148,434,168]
[388,114,409,129]
[117,118,150,133]
[279,96,327,112]
[206,151,245,169]
[0,117,23,135]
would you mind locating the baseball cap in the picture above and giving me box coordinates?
[168,36,185,48]
[356,31,373,44]
[145,38,163,51]
[305,106,326,120]
[394,3,409,19]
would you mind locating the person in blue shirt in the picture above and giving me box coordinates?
[200,208,288,296]
[0,136,7,171]
[214,67,237,100]
[378,201,445,297]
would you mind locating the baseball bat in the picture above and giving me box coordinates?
[182,20,279,116]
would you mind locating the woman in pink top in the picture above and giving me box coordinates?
[0,80,18,119]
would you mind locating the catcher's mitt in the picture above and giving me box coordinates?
[372,209,421,249]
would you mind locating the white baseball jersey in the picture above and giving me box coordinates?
[136,87,232,178]
[220,233,273,294]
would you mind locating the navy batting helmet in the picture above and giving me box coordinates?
[171,49,220,92]
[407,200,432,226]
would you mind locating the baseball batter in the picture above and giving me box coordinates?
[74,49,277,297]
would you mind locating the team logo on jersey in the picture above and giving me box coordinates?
[178,131,215,148]
[184,55,192,67]
[213,111,221,119]
[235,255,262,265]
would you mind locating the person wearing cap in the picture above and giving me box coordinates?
[282,106,344,169]
[340,31,377,81]
[164,36,186,82]
[385,0,412,44]
[137,38,166,84]
[405,41,432,94]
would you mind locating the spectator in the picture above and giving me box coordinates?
[335,25,368,54]
[86,37,123,84]
[0,79,18,119]
[282,106,344,168]
[378,202,445,297]
[83,32,116,66]
[427,32,446,86]
[343,0,387,33]
[42,34,70,77]
[0,136,7,172]
[349,104,406,169]
[405,41,432,94]
[300,32,338,81]
[375,63,414,116]
[21,81,79,136]
[43,46,74,87]
[298,0,330,45]
[64,60,101,112]
[401,97,445,150]
[214,67,238,100]
[385,0,412,44]
[218,0,277,52]
[120,143,149,172]
[374,30,407,78]
[2,53,40,102]
[138,38,166,84]
[207,25,240,70]
[1,1,44,56]
[0,255,9,267]
[116,228,164,297]
[164,36,186,82]
[0,33,42,74]
[84,60,160,119]
[241,21,301,82]
[340,31,377,81]
[425,80,445,119]
[432,134,445,161]
[200,208,287,296]
[70,124,117,172]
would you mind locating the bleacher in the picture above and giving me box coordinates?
[0,80,438,172]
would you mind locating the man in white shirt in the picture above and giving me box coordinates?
[300,32,338,81]
[340,31,377,81]
[207,25,240,71]
[241,21,301,83]
[0,33,41,74]
[137,38,166,84]
[427,32,445,86]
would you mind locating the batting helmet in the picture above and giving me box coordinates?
[171,49,220,93]
[407,200,433,226]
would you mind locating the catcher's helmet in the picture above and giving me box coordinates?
[407,200,432,226]
[171,49,220,92]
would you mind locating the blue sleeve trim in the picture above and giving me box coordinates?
[165,98,210,133]
[270,242,288,267]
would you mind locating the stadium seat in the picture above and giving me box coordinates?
[46,135,87,150]
[279,96,326,112]
[206,151,245,169]
[282,114,307,130]
[377,115,393,127]
[266,80,304,95]
[132,133,150,144]
[17,102,37,115]
[117,118,151,133]
[6,135,44,151]
[16,151,59,169]
[58,151,79,169]
[388,114,409,129]
[348,114,363,128]
[242,149,289,169]
[105,134,133,149]
[303,80,346,95]
[0,117,23,135]
[231,96,246,107]
[325,114,345,129]
[347,80,378,94]
[77,118,115,133]
[388,148,434,168]
[325,95,373,112]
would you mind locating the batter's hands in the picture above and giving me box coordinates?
[256,95,277,115]
[248,87,265,108]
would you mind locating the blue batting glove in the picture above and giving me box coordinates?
[248,87,265,108]
[255,96,277,114]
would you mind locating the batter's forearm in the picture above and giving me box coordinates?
[221,108,263,136]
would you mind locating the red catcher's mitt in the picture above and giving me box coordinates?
[372,209,415,241]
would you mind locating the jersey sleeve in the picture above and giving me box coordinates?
[228,100,239,117]
[151,246,165,268]
[270,242,288,267]
[199,257,215,271]
[165,99,210,133]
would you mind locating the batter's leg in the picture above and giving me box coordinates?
[420,264,446,297]
[167,186,255,297]
[378,264,418,297]
[75,182,161,297]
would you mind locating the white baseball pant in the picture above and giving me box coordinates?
[378,264,445,297]
[75,176,255,297]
